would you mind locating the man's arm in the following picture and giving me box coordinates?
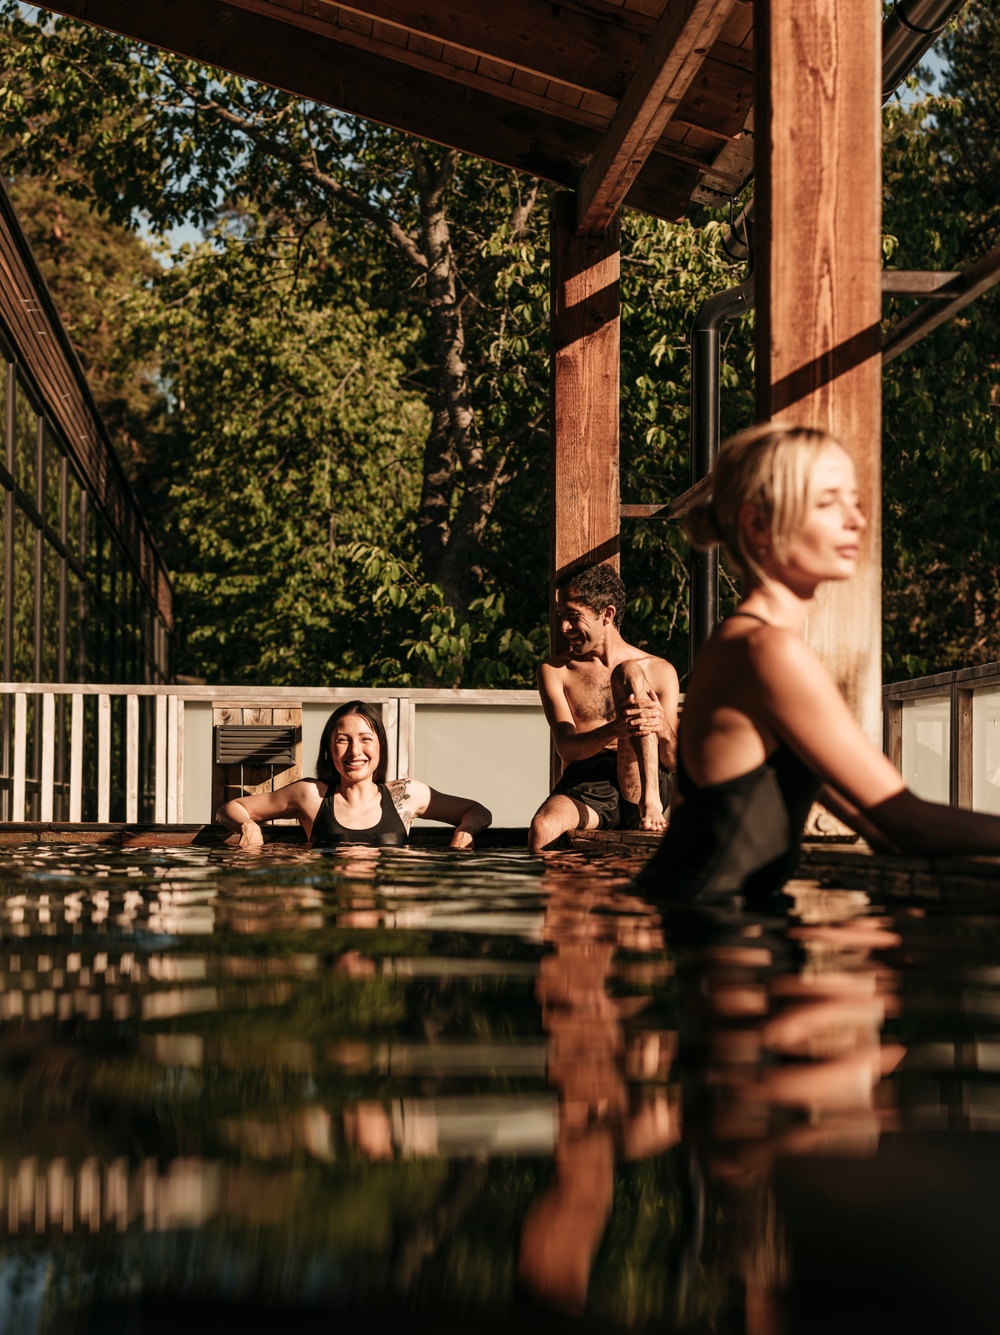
[537,661,630,763]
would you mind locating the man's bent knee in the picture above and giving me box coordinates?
[611,659,651,702]
[529,796,598,851]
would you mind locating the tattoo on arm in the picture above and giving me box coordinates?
[387,778,415,831]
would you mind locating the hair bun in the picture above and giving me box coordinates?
[683,496,724,551]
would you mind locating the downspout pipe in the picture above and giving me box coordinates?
[882,0,966,100]
[688,271,754,670]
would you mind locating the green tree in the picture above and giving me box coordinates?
[880,7,1000,677]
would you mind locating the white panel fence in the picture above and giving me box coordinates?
[0,684,543,825]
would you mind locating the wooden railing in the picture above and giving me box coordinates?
[883,662,1000,809]
[0,683,543,825]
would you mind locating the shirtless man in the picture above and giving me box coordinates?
[529,563,679,852]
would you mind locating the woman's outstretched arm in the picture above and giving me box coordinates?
[754,631,1000,857]
[398,780,492,850]
[216,782,313,848]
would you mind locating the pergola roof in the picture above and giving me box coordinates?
[45,0,754,231]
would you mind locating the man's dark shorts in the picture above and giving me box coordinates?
[552,751,673,830]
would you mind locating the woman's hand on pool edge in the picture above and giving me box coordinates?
[449,828,476,850]
[238,820,265,849]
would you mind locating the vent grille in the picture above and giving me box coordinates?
[214,726,297,768]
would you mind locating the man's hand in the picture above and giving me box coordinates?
[616,692,664,738]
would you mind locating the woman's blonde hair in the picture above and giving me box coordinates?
[684,422,850,586]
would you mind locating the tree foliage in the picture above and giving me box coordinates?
[880,7,1000,677]
[2,3,996,689]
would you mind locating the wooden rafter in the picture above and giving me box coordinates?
[882,240,1000,364]
[574,0,739,236]
[39,0,734,222]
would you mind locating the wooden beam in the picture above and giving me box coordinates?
[40,0,703,224]
[882,270,961,295]
[882,239,1000,364]
[241,0,754,120]
[575,0,738,236]
[550,192,621,614]
[756,0,882,745]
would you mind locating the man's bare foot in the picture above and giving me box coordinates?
[638,808,668,832]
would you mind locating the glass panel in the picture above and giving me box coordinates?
[67,471,82,559]
[0,359,8,474]
[12,503,36,682]
[972,686,1000,815]
[901,695,951,804]
[14,378,37,502]
[65,568,82,683]
[42,424,62,532]
[40,539,60,682]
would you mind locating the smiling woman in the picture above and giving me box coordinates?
[633,421,1000,907]
[216,700,492,849]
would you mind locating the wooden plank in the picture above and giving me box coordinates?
[291,0,653,99]
[550,193,621,617]
[882,270,961,295]
[154,694,167,824]
[756,0,882,746]
[166,695,179,823]
[398,697,414,778]
[575,0,737,235]
[883,695,902,771]
[882,239,1000,364]
[69,693,84,822]
[953,686,974,810]
[176,699,185,822]
[382,700,399,780]
[97,694,111,823]
[37,0,701,225]
[40,693,56,822]
[125,694,139,823]
[12,693,26,822]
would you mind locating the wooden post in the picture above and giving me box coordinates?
[550,191,621,610]
[756,0,882,744]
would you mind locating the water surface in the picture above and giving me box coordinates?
[0,843,997,1332]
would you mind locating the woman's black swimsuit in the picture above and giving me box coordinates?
[310,783,408,847]
[632,614,821,908]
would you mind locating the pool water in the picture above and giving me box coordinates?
[0,843,998,1332]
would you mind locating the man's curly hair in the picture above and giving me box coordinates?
[555,563,626,629]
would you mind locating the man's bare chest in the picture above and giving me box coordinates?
[564,666,614,724]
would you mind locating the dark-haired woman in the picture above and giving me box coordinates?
[634,421,1000,906]
[216,700,492,849]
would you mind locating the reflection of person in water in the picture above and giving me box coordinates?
[634,422,1000,907]
[517,860,679,1314]
[668,883,903,1330]
[217,700,491,849]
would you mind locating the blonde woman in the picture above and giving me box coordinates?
[634,422,1000,904]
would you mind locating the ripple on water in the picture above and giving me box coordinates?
[0,844,999,1331]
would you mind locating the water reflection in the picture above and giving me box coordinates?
[1,843,1000,1331]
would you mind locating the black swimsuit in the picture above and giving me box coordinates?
[309,783,408,847]
[632,613,820,907]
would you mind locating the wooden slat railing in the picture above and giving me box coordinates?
[0,683,540,825]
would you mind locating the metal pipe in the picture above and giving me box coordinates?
[688,271,755,670]
[882,0,967,100]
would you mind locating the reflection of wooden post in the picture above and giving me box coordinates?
[756,0,882,745]
[550,192,621,610]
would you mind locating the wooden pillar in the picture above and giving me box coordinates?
[550,191,621,621]
[755,0,882,744]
